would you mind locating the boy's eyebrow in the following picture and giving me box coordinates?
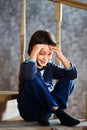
[39,51,52,54]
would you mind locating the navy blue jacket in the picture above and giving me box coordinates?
[18,60,77,93]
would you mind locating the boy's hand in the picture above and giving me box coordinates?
[49,45,63,59]
[49,45,71,68]
[29,44,45,61]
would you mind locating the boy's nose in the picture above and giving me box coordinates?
[43,55,48,61]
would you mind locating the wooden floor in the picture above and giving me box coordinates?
[0,117,87,130]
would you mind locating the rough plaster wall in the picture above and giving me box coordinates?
[0,0,87,119]
[0,0,21,90]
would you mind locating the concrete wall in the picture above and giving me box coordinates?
[0,0,87,119]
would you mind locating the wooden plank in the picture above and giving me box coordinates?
[48,0,87,10]
[0,118,87,130]
[54,3,62,66]
[0,91,18,102]
[20,0,26,63]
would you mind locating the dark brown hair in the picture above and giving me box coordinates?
[28,30,56,55]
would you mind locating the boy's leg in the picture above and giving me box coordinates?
[18,77,80,126]
[18,77,58,124]
[51,78,74,109]
[51,78,80,126]
[31,77,80,126]
[54,108,80,127]
[30,77,58,111]
[17,81,41,121]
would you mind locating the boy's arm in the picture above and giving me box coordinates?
[20,60,37,80]
[20,44,47,80]
[49,45,77,79]
[52,63,77,80]
[50,45,71,69]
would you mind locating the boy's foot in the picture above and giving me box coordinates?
[38,111,50,126]
[54,108,80,127]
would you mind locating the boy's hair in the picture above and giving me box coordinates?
[28,30,56,55]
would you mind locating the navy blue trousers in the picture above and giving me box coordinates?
[17,77,74,121]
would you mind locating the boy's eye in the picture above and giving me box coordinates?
[39,52,45,55]
[48,53,52,56]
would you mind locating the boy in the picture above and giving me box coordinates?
[17,30,80,126]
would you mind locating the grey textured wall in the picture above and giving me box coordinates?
[0,0,21,90]
[0,0,87,119]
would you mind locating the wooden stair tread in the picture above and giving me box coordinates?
[0,118,87,130]
[0,91,18,102]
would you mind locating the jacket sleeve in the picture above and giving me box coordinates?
[20,60,37,80]
[52,63,77,80]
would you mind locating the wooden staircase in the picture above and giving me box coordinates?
[0,91,87,130]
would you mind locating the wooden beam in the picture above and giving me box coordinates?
[20,0,26,63]
[54,3,62,44]
[48,0,87,10]
[54,3,62,66]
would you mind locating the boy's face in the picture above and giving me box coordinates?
[36,45,53,69]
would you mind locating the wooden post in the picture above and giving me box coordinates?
[20,0,26,63]
[54,3,62,66]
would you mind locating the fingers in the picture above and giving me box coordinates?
[33,44,45,51]
[49,45,59,51]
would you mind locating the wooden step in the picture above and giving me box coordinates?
[0,91,18,102]
[0,118,87,130]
